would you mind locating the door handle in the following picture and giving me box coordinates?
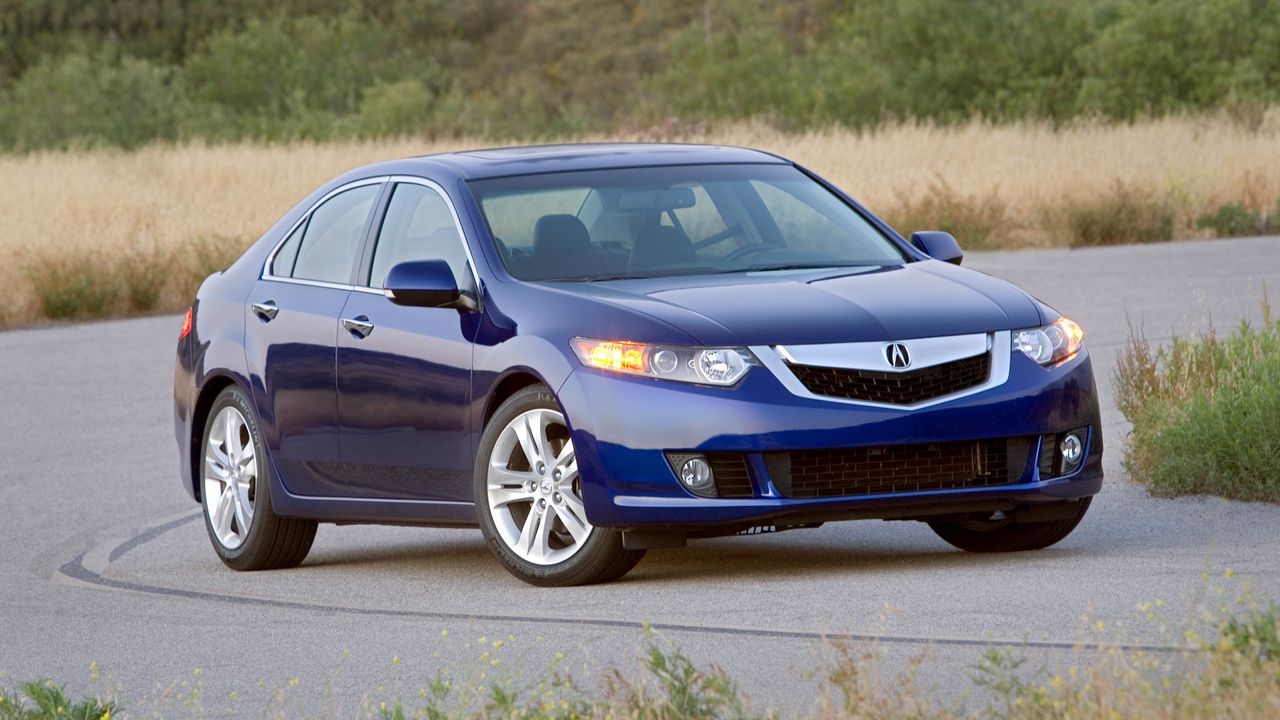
[341,315,374,339]
[251,301,278,322]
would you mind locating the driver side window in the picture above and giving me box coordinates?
[368,183,470,290]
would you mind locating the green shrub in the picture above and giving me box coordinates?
[605,640,750,720]
[24,252,123,320]
[0,680,116,720]
[22,244,203,320]
[3,0,1280,149]
[1115,296,1280,501]
[1197,202,1263,238]
[119,248,173,314]
[1062,181,1174,247]
[1221,603,1280,662]
[6,52,181,150]
[355,79,432,138]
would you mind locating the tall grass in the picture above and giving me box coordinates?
[1115,294,1280,501]
[2,112,1279,326]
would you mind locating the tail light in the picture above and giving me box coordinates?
[180,306,193,339]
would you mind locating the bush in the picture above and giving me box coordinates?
[1221,603,1280,662]
[3,0,1280,149]
[0,680,117,720]
[355,79,433,138]
[5,53,181,150]
[1197,202,1263,238]
[24,251,123,320]
[1061,181,1175,247]
[22,245,197,321]
[1115,296,1280,501]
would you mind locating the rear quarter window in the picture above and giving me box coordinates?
[290,184,380,284]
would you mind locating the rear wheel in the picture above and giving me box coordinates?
[475,385,644,586]
[928,498,1092,553]
[201,386,317,570]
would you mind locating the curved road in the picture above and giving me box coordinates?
[2,237,1279,714]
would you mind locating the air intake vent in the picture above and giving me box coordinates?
[706,453,753,498]
[766,438,1030,499]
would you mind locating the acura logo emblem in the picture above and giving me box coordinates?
[885,343,911,369]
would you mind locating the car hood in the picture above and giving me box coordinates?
[569,260,1046,346]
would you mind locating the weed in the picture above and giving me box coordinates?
[1196,202,1263,238]
[1221,603,1280,663]
[1115,294,1280,501]
[1061,180,1175,247]
[0,680,116,720]
[605,638,752,720]
[23,251,122,320]
[119,247,172,313]
[7,596,1280,718]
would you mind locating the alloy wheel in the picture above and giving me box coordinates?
[486,408,591,565]
[203,406,257,550]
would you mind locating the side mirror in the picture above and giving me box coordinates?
[910,231,964,265]
[384,260,466,308]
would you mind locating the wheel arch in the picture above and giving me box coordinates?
[482,369,552,429]
[188,373,247,501]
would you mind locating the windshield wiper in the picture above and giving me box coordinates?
[738,262,877,273]
[574,266,724,282]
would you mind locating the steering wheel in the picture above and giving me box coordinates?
[722,243,775,263]
[642,224,746,266]
[688,224,744,252]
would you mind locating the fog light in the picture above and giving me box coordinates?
[1060,433,1084,472]
[680,457,714,491]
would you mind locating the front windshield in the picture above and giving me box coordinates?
[468,163,907,281]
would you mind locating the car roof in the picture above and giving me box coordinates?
[359,142,790,181]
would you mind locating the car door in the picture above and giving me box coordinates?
[335,178,479,502]
[245,179,384,498]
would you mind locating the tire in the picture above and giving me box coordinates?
[928,498,1092,553]
[474,385,644,586]
[200,385,317,571]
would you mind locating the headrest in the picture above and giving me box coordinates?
[631,225,695,266]
[534,214,591,257]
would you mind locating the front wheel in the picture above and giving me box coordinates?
[928,498,1092,553]
[475,385,644,586]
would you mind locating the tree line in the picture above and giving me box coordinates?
[1,0,1277,150]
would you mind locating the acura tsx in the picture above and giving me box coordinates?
[173,143,1101,586]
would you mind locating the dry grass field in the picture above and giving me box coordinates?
[2,113,1278,326]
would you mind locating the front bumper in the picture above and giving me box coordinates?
[557,346,1103,529]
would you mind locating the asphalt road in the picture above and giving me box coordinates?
[2,236,1279,715]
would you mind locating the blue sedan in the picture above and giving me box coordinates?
[174,143,1101,586]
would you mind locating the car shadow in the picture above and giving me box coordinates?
[622,541,1093,584]
[299,531,1095,586]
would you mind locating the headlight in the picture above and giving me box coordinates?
[570,338,756,386]
[1013,317,1084,365]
